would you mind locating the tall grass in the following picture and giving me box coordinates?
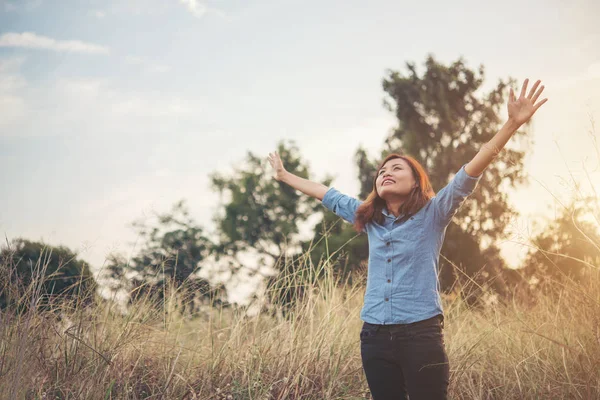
[0,237,598,399]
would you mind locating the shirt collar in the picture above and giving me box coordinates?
[382,206,405,220]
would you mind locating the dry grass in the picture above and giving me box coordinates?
[0,243,599,400]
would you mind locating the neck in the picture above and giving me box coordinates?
[386,197,406,217]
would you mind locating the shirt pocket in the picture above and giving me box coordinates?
[395,212,427,242]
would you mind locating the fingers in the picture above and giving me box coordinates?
[531,84,545,103]
[513,78,546,105]
[268,152,281,166]
[527,79,541,99]
[519,78,529,99]
[533,98,548,112]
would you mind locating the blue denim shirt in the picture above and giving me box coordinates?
[321,163,482,324]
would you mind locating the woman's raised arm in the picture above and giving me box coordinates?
[268,151,328,200]
[465,78,548,177]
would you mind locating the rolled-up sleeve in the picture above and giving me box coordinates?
[321,187,363,225]
[431,163,482,228]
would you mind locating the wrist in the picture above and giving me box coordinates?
[279,170,291,182]
[506,117,522,132]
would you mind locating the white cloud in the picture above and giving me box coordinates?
[0,73,26,92]
[25,0,42,10]
[0,56,26,74]
[111,95,197,117]
[124,56,144,65]
[0,95,25,125]
[3,2,17,11]
[180,0,208,18]
[125,55,170,74]
[58,77,105,98]
[0,72,208,138]
[2,0,42,12]
[148,64,171,73]
[178,0,230,20]
[0,32,109,55]
[58,77,202,133]
[0,56,27,127]
[83,0,228,21]
[107,1,169,16]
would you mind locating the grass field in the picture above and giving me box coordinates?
[1,245,599,400]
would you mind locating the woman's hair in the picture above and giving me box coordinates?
[353,153,435,232]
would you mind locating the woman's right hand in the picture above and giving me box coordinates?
[268,151,288,181]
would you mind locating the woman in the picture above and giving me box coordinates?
[267,79,547,399]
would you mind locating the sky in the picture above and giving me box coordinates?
[1,0,600,305]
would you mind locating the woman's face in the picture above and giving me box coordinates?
[375,158,418,199]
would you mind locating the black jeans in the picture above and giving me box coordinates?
[360,314,449,400]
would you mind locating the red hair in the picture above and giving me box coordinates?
[353,154,435,232]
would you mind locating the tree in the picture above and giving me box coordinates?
[210,139,332,269]
[310,55,533,304]
[105,200,224,311]
[0,239,97,312]
[296,148,373,285]
[384,55,534,301]
[209,139,333,314]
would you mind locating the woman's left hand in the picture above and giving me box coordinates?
[508,78,548,126]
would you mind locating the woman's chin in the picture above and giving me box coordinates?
[379,189,394,199]
[379,188,408,199]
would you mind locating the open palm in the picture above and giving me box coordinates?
[268,151,287,181]
[508,78,548,126]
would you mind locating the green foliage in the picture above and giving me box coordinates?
[209,139,334,314]
[0,238,97,312]
[380,55,528,247]
[105,200,224,308]
[210,139,332,264]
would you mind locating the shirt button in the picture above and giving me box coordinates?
[387,258,391,263]
[386,241,390,246]
[385,298,389,301]
[387,279,391,283]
